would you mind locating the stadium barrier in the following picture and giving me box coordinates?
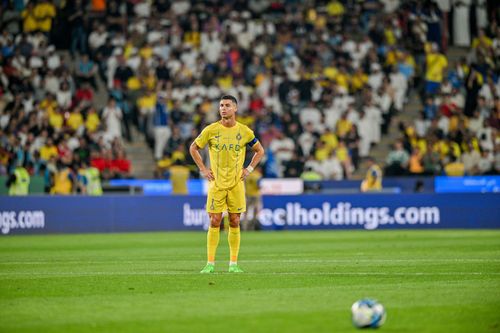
[0,193,498,235]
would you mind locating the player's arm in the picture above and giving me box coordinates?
[241,140,265,180]
[189,141,214,181]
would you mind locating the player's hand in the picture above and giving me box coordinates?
[240,168,250,181]
[201,168,215,181]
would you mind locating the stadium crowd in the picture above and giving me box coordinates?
[0,0,498,194]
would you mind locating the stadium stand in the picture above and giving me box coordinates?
[0,0,498,194]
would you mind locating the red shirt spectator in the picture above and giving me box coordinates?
[75,83,94,104]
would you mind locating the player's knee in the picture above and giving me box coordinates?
[209,214,222,228]
[228,214,240,228]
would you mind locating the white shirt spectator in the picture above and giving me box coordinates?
[171,1,191,15]
[358,113,372,157]
[128,18,147,35]
[147,30,163,45]
[56,89,72,109]
[342,39,356,55]
[29,56,44,69]
[478,153,493,173]
[134,2,151,17]
[304,158,322,174]
[46,52,61,70]
[270,135,295,176]
[171,87,188,101]
[324,104,341,131]
[390,71,407,110]
[368,68,384,91]
[263,94,283,115]
[462,149,481,174]
[468,115,484,134]
[88,29,108,51]
[298,130,316,157]
[415,117,431,137]
[201,37,222,64]
[320,155,344,180]
[0,111,10,129]
[299,105,322,132]
[44,73,60,95]
[346,107,360,126]
[437,116,450,135]
[102,104,123,140]
[187,84,207,98]
[334,92,355,113]
[477,127,494,151]
[381,0,400,13]
[206,85,222,100]
[126,53,141,70]
[450,91,465,108]
[365,104,382,143]
[153,39,171,61]
[67,136,80,151]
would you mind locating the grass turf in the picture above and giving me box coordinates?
[0,230,499,333]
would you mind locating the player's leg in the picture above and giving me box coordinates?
[227,182,246,273]
[201,186,227,273]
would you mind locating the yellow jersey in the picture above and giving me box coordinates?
[170,165,190,194]
[34,3,56,32]
[195,121,257,190]
[362,164,383,191]
[67,112,84,131]
[445,162,465,177]
[425,53,448,83]
[245,170,262,198]
[51,169,73,194]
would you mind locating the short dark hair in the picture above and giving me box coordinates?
[220,95,238,105]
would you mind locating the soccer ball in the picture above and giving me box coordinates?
[351,299,386,329]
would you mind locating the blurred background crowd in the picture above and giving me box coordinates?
[0,0,499,194]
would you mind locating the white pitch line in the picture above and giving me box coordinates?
[1,258,499,265]
[0,271,499,278]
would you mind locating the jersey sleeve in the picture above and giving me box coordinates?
[245,126,259,148]
[194,126,210,149]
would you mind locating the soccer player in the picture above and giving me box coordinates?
[190,95,265,273]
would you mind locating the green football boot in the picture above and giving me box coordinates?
[228,264,244,273]
[200,263,215,273]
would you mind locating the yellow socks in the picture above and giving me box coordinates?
[207,225,240,264]
[228,226,241,264]
[207,226,220,263]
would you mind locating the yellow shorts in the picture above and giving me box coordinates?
[206,181,246,214]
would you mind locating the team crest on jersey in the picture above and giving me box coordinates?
[236,133,242,141]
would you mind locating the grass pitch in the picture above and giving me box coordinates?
[0,230,499,333]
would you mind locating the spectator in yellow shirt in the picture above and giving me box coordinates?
[243,166,263,231]
[67,108,84,132]
[336,141,353,179]
[314,140,330,162]
[40,138,58,161]
[351,68,368,92]
[169,159,190,195]
[137,90,156,133]
[326,0,345,17]
[444,156,465,176]
[425,43,448,95]
[85,107,101,133]
[34,0,56,33]
[336,112,353,138]
[320,128,339,151]
[39,94,58,116]
[22,3,37,33]
[361,157,383,192]
[49,109,64,131]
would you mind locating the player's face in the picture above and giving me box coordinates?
[219,99,237,119]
